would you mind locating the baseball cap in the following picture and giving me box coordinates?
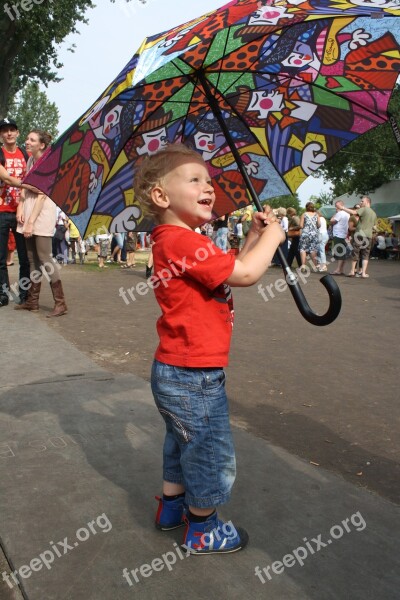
[0,118,18,131]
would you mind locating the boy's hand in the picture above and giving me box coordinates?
[249,207,278,236]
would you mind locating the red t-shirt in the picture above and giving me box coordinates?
[0,148,27,212]
[151,225,235,367]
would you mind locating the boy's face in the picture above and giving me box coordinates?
[157,157,215,229]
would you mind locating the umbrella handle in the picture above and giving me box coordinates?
[277,247,342,326]
[198,72,342,326]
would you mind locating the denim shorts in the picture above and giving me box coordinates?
[151,360,236,508]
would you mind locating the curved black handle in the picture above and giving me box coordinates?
[277,247,342,326]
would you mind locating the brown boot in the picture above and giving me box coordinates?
[14,282,41,312]
[47,280,68,317]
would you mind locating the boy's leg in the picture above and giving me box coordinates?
[163,482,185,495]
[152,360,247,554]
[178,375,247,553]
[155,419,186,531]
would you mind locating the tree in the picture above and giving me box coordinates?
[315,86,400,196]
[9,83,59,144]
[263,193,301,213]
[315,191,334,206]
[0,0,144,117]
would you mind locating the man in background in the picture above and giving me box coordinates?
[0,118,30,306]
[330,200,350,276]
[338,196,377,279]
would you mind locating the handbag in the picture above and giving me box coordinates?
[54,224,67,241]
[287,229,300,238]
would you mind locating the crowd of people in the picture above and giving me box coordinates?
[200,200,398,280]
[62,199,399,281]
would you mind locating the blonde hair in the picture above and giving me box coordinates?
[133,143,205,221]
[276,207,287,218]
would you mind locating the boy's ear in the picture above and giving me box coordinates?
[151,185,170,209]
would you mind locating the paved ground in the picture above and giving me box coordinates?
[0,254,399,599]
[29,254,400,503]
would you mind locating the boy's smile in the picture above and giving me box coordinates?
[156,157,216,229]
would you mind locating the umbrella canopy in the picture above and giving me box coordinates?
[25,0,400,237]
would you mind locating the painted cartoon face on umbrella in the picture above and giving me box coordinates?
[193,131,221,161]
[349,0,399,8]
[248,90,284,118]
[281,41,318,70]
[249,5,294,25]
[137,128,168,156]
[98,106,122,140]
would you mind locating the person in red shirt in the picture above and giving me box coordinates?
[0,118,30,306]
[133,144,284,556]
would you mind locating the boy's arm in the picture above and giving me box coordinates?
[226,216,285,287]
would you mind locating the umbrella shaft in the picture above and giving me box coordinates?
[198,71,263,212]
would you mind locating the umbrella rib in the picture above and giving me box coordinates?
[161,58,224,140]
[202,65,389,126]
[179,15,394,126]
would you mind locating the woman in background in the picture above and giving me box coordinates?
[316,212,329,272]
[299,202,320,272]
[15,129,67,316]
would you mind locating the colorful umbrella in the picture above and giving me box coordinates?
[25,0,400,324]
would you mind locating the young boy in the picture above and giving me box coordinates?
[133,144,284,555]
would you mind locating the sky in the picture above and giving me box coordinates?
[43,0,332,205]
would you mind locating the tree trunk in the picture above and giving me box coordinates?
[0,16,19,117]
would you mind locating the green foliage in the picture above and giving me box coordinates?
[315,191,334,206]
[9,82,59,144]
[0,1,143,117]
[0,0,95,117]
[316,86,400,196]
[262,193,301,213]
